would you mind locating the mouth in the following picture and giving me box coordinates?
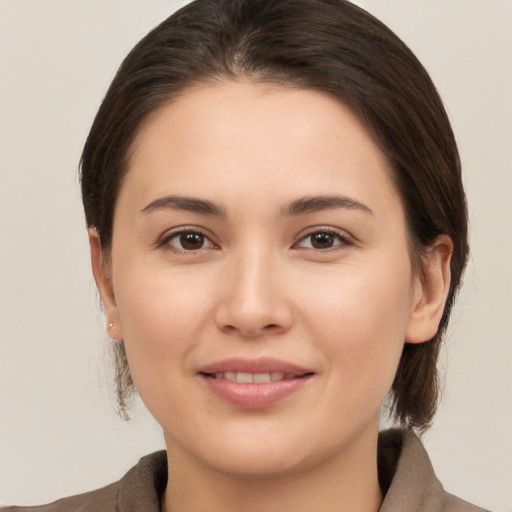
[200,371,312,383]
[198,358,314,408]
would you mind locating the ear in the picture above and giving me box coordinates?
[88,228,123,341]
[405,235,453,344]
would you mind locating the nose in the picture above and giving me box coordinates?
[214,249,293,337]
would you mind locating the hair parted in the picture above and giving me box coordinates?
[81,0,468,431]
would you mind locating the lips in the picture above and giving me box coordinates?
[199,357,310,375]
[209,371,295,383]
[198,357,314,408]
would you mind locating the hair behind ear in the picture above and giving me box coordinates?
[390,341,439,432]
[393,235,453,431]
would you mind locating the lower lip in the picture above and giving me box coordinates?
[200,375,312,409]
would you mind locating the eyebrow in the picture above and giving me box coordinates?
[140,196,226,217]
[140,194,372,218]
[282,195,373,216]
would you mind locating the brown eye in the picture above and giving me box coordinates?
[180,232,206,250]
[310,232,335,249]
[166,231,214,251]
[296,230,350,250]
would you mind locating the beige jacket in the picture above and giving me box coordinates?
[1,430,490,511]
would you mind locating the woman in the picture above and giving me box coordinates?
[1,0,493,510]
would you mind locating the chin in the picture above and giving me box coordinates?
[204,444,310,479]
[164,421,316,479]
[190,423,349,480]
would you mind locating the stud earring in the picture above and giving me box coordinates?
[107,322,114,330]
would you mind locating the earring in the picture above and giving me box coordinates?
[107,322,114,330]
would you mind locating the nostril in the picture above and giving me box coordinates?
[215,301,293,336]
[221,322,282,336]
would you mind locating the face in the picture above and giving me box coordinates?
[92,80,442,478]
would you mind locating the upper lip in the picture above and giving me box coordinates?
[198,357,312,376]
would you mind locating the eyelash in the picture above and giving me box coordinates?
[159,227,353,254]
[160,229,217,253]
[295,228,353,252]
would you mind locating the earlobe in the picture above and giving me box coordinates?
[88,228,123,341]
[405,235,453,344]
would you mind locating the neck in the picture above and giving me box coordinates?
[162,430,383,512]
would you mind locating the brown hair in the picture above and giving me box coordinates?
[81,0,468,431]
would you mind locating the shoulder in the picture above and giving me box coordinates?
[0,482,119,512]
[0,451,167,512]
[378,429,491,512]
[441,492,492,512]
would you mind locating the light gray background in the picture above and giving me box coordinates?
[0,1,510,510]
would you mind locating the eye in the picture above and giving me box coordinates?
[296,230,351,250]
[164,230,216,252]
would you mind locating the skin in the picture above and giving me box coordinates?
[90,80,452,512]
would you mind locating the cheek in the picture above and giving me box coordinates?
[299,258,414,398]
[113,261,215,373]
[112,263,221,425]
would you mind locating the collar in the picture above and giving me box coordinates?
[116,429,487,512]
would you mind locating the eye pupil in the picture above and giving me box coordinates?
[180,232,205,250]
[311,232,334,249]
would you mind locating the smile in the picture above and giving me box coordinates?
[198,358,314,408]
[206,371,305,383]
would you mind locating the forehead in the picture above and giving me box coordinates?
[121,80,400,216]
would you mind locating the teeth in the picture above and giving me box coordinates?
[236,372,253,383]
[212,371,288,383]
[253,373,271,383]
